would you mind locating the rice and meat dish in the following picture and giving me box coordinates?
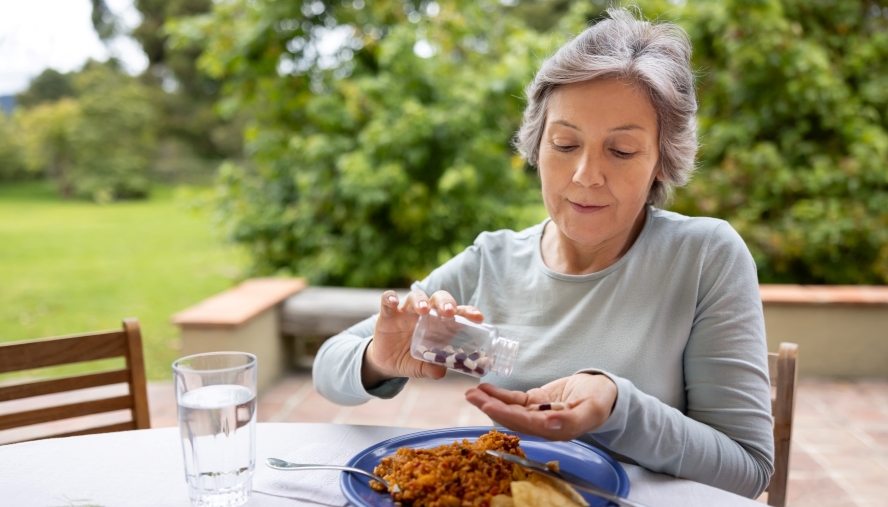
[370,429,525,507]
[370,429,586,507]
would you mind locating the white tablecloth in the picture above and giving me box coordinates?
[0,423,762,507]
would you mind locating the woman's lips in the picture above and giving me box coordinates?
[569,201,607,214]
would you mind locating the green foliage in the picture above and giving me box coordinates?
[15,69,76,108]
[649,0,888,284]
[133,0,242,162]
[0,113,28,181]
[90,0,120,40]
[17,64,157,201]
[72,65,157,200]
[172,0,888,285]
[18,99,81,196]
[172,0,559,286]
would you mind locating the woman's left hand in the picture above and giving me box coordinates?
[465,373,618,441]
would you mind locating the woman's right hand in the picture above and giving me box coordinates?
[361,289,484,389]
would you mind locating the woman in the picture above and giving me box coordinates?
[313,7,774,498]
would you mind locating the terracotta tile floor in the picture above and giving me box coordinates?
[142,372,888,507]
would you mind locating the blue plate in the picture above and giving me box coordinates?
[341,426,629,507]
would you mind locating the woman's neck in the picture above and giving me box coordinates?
[541,206,648,275]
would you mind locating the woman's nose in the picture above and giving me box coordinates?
[572,151,605,188]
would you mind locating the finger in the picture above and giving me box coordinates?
[402,289,430,315]
[475,396,583,441]
[456,305,484,323]
[429,290,458,317]
[465,387,493,409]
[476,383,530,406]
[522,386,558,406]
[379,290,400,317]
[416,361,447,380]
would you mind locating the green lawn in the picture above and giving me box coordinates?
[0,181,248,381]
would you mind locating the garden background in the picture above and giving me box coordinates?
[1,0,887,380]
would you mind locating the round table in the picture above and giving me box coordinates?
[0,423,763,507]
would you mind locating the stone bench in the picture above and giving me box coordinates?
[172,278,307,393]
[281,287,409,368]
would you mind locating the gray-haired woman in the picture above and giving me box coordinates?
[313,7,774,498]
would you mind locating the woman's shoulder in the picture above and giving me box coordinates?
[471,221,546,253]
[649,208,750,257]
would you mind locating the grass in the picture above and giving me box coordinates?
[0,181,248,381]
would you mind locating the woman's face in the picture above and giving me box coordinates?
[538,79,660,249]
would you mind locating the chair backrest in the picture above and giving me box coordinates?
[765,342,799,507]
[0,318,150,444]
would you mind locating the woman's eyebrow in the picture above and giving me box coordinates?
[609,124,646,132]
[550,119,581,131]
[549,120,647,133]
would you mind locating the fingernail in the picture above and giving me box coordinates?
[444,302,454,312]
[418,301,429,309]
[388,296,397,303]
[546,419,562,430]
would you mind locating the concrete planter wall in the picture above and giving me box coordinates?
[172,278,307,394]
[761,285,888,378]
[172,281,888,391]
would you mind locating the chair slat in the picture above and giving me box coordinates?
[0,331,127,374]
[123,319,151,430]
[0,395,134,431]
[0,370,131,402]
[766,342,799,507]
[10,422,137,444]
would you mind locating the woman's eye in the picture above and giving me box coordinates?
[611,149,635,159]
[553,144,578,153]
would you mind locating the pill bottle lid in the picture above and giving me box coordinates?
[490,336,519,376]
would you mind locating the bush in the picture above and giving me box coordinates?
[69,65,157,201]
[0,113,29,181]
[18,99,81,196]
[172,0,557,286]
[174,0,888,285]
[17,63,157,201]
[628,0,888,285]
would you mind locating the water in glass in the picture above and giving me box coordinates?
[174,352,257,507]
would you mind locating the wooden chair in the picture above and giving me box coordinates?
[0,318,150,444]
[765,342,799,507]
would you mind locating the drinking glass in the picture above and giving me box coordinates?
[173,352,257,507]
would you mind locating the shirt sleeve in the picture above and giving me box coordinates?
[581,222,775,498]
[312,243,484,405]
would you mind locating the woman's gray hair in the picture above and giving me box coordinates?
[515,6,698,208]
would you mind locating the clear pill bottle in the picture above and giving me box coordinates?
[409,310,519,378]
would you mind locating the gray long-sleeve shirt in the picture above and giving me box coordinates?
[312,207,775,498]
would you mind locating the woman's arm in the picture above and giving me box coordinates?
[313,243,484,405]
[312,315,387,406]
[468,223,775,498]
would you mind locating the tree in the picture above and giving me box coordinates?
[69,64,158,201]
[169,0,564,286]
[15,69,75,108]
[171,0,888,285]
[517,0,888,284]
[132,0,242,161]
[18,99,80,197]
[653,0,888,284]
[0,113,29,181]
[17,63,157,201]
